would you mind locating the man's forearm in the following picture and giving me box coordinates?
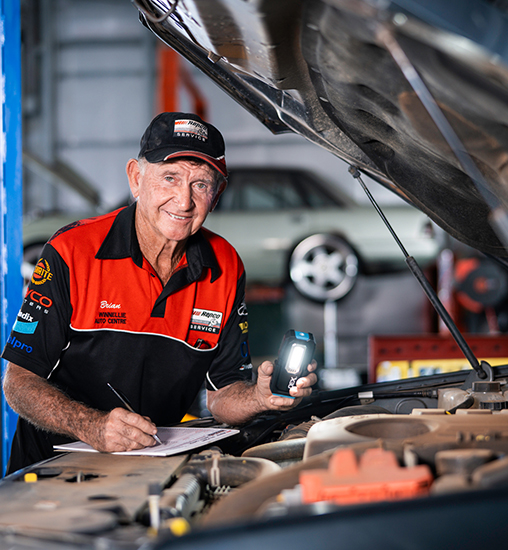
[4,363,162,453]
[207,380,266,425]
[3,363,105,441]
[207,360,318,425]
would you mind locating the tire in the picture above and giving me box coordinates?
[289,234,359,302]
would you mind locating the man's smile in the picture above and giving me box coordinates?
[167,212,190,221]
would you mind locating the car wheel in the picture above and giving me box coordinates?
[289,234,359,302]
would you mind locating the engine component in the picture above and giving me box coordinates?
[438,382,507,411]
[434,449,494,477]
[303,411,508,459]
[299,447,433,505]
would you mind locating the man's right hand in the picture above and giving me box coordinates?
[3,362,158,453]
[86,407,158,452]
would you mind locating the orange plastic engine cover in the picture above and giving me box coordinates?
[300,447,433,505]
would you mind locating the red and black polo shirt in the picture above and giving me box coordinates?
[2,203,252,472]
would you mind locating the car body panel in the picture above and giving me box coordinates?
[205,205,437,281]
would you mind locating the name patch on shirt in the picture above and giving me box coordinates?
[190,308,223,334]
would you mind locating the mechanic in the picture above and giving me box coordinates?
[1,112,317,474]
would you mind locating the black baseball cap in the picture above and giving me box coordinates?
[138,112,227,176]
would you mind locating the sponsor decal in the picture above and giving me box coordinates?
[17,311,34,322]
[25,289,53,312]
[189,308,223,334]
[31,258,53,286]
[7,335,33,353]
[239,363,253,371]
[238,302,248,316]
[288,376,298,390]
[174,119,208,141]
[13,319,39,334]
[239,321,248,334]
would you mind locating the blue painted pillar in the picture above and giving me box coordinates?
[1,0,22,475]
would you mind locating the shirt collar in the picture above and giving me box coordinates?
[95,202,221,284]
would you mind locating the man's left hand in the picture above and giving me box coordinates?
[255,359,318,411]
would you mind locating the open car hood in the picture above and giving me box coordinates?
[135,0,508,257]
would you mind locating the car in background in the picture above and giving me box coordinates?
[23,167,439,302]
[206,167,438,301]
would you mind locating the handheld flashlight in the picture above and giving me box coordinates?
[270,330,316,398]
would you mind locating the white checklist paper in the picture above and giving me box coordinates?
[54,426,239,456]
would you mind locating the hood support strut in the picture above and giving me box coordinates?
[345,22,508,384]
[349,166,492,384]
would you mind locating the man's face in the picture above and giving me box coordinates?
[127,158,223,245]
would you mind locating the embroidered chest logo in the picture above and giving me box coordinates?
[94,300,127,325]
[190,308,223,334]
[32,258,53,285]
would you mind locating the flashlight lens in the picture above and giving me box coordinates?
[285,344,306,374]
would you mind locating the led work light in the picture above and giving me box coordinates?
[270,330,316,398]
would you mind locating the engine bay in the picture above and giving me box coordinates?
[2,365,508,550]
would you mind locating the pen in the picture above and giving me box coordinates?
[107,382,163,445]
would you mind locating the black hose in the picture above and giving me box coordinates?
[242,439,307,462]
[242,406,392,462]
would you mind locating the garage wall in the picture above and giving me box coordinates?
[22,0,403,219]
[22,0,156,214]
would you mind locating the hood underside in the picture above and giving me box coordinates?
[136,0,508,257]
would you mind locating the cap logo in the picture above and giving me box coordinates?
[174,119,208,142]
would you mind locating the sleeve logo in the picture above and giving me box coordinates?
[13,312,39,334]
[31,258,53,285]
[7,336,33,353]
[13,319,39,334]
